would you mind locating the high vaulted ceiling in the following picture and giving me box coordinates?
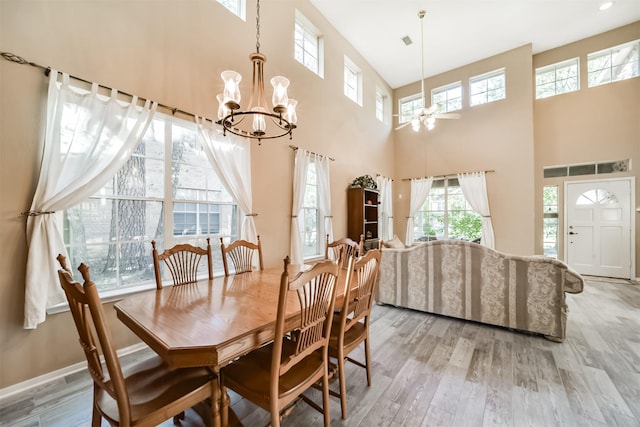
[310,0,640,89]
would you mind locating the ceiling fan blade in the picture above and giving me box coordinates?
[433,113,461,119]
[394,121,411,130]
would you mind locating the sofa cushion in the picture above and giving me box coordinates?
[383,235,405,249]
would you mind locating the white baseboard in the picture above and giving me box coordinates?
[0,343,146,402]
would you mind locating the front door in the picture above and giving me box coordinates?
[565,178,633,278]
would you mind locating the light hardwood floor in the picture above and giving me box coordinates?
[1,276,639,426]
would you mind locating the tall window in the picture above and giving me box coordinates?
[543,185,559,258]
[398,93,423,123]
[432,82,462,113]
[63,114,238,293]
[294,12,324,77]
[588,39,639,87]
[300,159,322,258]
[375,89,385,122]
[343,56,362,105]
[536,58,579,99]
[217,0,245,20]
[470,68,506,106]
[413,178,481,241]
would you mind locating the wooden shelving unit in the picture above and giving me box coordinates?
[347,186,380,252]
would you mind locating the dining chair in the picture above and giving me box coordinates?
[325,234,363,269]
[220,256,345,427]
[152,238,213,289]
[328,248,381,419]
[219,235,264,276]
[56,254,217,427]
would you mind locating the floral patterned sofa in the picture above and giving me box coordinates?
[377,240,584,341]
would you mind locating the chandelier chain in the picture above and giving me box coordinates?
[255,0,261,53]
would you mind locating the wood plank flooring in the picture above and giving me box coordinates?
[1,276,638,426]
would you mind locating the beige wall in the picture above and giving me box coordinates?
[0,0,394,388]
[393,45,536,255]
[533,22,640,275]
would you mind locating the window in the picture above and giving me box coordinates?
[536,58,579,99]
[300,159,322,258]
[588,39,639,87]
[375,89,385,122]
[470,68,506,106]
[543,186,558,258]
[413,178,482,241]
[217,0,245,20]
[343,56,362,105]
[294,11,324,77]
[431,82,462,113]
[63,113,239,293]
[398,93,423,124]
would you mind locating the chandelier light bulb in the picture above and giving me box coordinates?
[271,76,290,113]
[251,107,267,136]
[216,94,230,121]
[221,70,242,109]
[286,99,298,126]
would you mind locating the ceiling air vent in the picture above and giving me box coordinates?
[402,36,412,46]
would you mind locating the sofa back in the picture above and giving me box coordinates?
[378,240,584,339]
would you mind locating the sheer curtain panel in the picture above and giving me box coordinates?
[197,117,257,244]
[377,175,393,241]
[24,71,156,329]
[316,155,333,245]
[290,149,311,265]
[405,178,433,246]
[457,171,495,249]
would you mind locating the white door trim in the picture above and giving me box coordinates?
[563,177,635,279]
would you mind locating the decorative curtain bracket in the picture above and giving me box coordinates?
[21,210,55,217]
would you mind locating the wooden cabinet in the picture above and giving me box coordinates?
[347,187,379,251]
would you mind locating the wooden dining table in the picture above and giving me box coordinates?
[114,263,348,427]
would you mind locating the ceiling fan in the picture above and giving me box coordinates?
[395,10,460,132]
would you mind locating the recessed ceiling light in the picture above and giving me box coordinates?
[599,1,614,11]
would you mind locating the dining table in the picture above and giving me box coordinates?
[113,263,349,427]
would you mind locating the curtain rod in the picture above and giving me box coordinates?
[402,169,495,181]
[289,145,335,161]
[1,51,198,120]
[376,173,393,181]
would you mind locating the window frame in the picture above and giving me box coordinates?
[398,93,423,124]
[300,158,323,259]
[587,39,640,87]
[343,55,362,106]
[431,81,462,113]
[535,58,579,99]
[216,0,246,20]
[375,89,386,123]
[61,112,240,299]
[469,68,506,106]
[413,178,482,242]
[294,11,324,78]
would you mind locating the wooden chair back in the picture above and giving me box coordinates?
[337,249,381,335]
[325,234,363,269]
[220,235,264,276]
[56,255,131,422]
[152,238,213,289]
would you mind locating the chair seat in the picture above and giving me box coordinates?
[329,320,366,357]
[223,339,325,404]
[97,354,215,425]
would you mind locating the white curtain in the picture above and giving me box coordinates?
[405,177,433,246]
[316,155,333,245]
[458,171,495,249]
[290,149,311,265]
[196,117,257,243]
[376,175,394,241]
[24,70,156,329]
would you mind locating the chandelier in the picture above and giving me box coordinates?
[396,11,459,133]
[216,0,296,142]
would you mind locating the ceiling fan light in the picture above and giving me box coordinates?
[426,116,436,126]
[411,118,420,132]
